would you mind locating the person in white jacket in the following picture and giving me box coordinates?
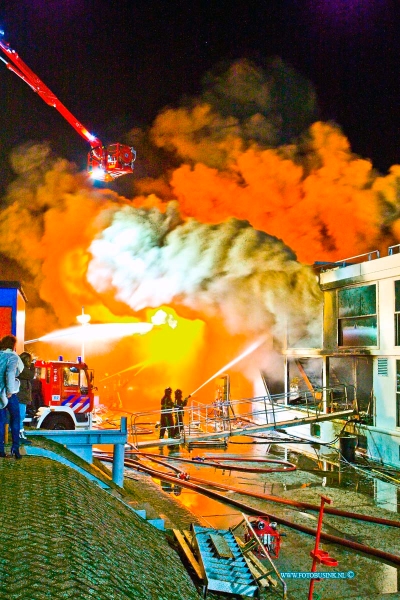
[0,334,24,459]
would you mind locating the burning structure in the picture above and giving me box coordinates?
[285,248,400,469]
[1,54,400,424]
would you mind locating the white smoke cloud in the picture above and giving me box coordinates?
[87,202,322,342]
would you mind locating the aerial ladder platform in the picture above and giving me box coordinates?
[0,29,136,182]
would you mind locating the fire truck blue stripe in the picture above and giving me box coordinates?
[71,397,82,408]
[61,395,76,406]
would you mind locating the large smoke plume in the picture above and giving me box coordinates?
[87,203,321,343]
[1,57,400,405]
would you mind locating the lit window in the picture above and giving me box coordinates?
[338,285,377,347]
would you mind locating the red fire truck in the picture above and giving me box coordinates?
[29,357,95,430]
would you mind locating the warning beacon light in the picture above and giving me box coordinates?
[0,29,136,182]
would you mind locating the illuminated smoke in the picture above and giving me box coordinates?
[146,58,399,263]
[1,55,400,405]
[151,58,318,169]
[0,142,126,326]
[153,118,385,264]
[86,202,322,343]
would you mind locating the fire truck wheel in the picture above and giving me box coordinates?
[42,414,75,430]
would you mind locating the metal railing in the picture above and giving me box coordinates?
[388,243,400,255]
[129,385,355,447]
[314,250,380,273]
[313,244,400,272]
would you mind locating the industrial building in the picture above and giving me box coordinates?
[284,247,400,469]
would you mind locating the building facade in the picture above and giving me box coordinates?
[284,248,400,469]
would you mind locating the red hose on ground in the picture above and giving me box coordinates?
[136,451,297,473]
[134,451,400,528]
[189,474,400,528]
[96,452,400,567]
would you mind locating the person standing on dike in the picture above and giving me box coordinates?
[17,351,35,442]
[0,335,24,459]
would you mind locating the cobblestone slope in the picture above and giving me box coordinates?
[0,456,201,600]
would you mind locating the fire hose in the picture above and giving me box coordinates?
[132,452,400,528]
[95,451,400,567]
[135,451,297,473]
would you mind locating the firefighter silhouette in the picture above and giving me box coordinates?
[159,387,174,439]
[173,389,191,439]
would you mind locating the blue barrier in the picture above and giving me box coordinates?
[26,417,127,487]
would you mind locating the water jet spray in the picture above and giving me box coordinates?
[99,361,150,382]
[189,338,265,396]
[25,322,154,346]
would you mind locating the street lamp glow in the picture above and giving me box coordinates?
[77,307,91,325]
[76,307,91,361]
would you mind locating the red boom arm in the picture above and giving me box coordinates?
[0,30,136,181]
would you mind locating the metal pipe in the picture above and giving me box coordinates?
[188,474,400,528]
[122,457,400,566]
[97,453,400,568]
[138,452,297,473]
[137,452,400,529]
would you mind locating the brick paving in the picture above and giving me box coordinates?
[0,452,201,600]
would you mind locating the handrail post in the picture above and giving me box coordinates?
[112,416,127,487]
[268,396,275,428]
[132,413,138,448]
[263,395,268,425]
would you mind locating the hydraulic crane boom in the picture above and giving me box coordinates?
[0,30,136,182]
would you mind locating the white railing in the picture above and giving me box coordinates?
[314,250,380,272]
[388,243,400,255]
[129,385,355,447]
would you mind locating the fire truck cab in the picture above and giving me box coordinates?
[31,358,95,430]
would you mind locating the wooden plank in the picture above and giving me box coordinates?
[209,533,234,559]
[236,537,277,588]
[173,530,203,580]
[237,538,257,554]
[243,560,270,589]
[247,554,278,588]
[182,529,194,547]
[295,359,315,393]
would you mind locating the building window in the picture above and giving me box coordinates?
[356,434,368,451]
[338,285,377,347]
[397,361,400,428]
[394,281,400,345]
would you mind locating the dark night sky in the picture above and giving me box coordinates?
[0,0,399,188]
